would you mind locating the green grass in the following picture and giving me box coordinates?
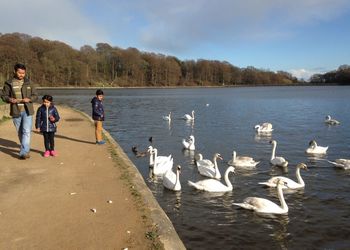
[0,99,5,105]
[0,116,11,124]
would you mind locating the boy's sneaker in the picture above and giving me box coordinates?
[43,151,50,157]
[96,140,106,145]
[50,150,58,156]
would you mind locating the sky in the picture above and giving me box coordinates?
[1,0,350,80]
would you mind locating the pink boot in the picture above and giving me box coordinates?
[43,150,50,157]
[50,150,58,157]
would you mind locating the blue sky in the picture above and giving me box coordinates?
[1,0,349,80]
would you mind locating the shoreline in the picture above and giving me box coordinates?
[76,108,186,250]
[36,82,348,90]
[0,105,185,249]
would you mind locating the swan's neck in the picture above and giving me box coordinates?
[232,151,236,162]
[224,169,233,188]
[277,185,288,212]
[295,167,304,185]
[153,150,158,165]
[149,151,154,166]
[213,157,219,177]
[174,169,180,189]
[271,143,276,160]
[192,111,195,119]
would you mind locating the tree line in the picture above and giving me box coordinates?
[310,65,350,85]
[1,32,300,87]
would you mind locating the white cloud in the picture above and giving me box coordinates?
[0,0,109,48]
[126,0,350,53]
[289,68,330,81]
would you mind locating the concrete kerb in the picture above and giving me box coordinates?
[71,107,186,250]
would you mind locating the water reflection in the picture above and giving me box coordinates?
[182,149,195,164]
[254,133,273,143]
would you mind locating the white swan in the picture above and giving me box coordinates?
[195,153,222,179]
[149,147,173,176]
[188,166,235,192]
[255,122,273,133]
[162,112,171,121]
[233,179,289,214]
[270,140,288,167]
[183,110,195,120]
[328,159,350,170]
[148,146,171,166]
[259,163,308,189]
[305,140,328,155]
[228,150,260,169]
[182,135,195,150]
[163,165,181,191]
[324,115,340,125]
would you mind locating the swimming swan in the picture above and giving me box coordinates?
[228,150,260,168]
[183,110,195,120]
[195,153,223,179]
[182,135,195,150]
[259,163,308,189]
[233,179,289,214]
[324,115,340,125]
[163,165,181,191]
[162,112,171,121]
[328,159,350,170]
[270,140,288,167]
[305,140,328,155]
[255,122,273,133]
[188,166,235,192]
[148,147,173,175]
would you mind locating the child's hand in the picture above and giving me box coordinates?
[49,115,55,122]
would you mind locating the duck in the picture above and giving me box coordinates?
[328,159,350,170]
[233,179,289,214]
[228,150,260,169]
[195,153,223,179]
[305,140,328,155]
[162,112,171,121]
[270,140,288,167]
[132,146,147,157]
[255,122,273,133]
[163,165,181,191]
[188,166,235,192]
[183,110,195,120]
[182,135,195,150]
[324,115,340,125]
[259,163,308,189]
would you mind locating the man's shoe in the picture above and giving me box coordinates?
[19,154,30,160]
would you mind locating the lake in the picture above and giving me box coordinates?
[41,86,350,249]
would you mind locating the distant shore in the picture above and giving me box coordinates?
[36,82,347,90]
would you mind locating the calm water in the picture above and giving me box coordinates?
[42,86,350,250]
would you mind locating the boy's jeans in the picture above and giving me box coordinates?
[13,111,33,156]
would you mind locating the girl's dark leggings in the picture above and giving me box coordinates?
[43,131,55,151]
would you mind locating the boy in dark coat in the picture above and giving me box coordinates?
[91,89,105,145]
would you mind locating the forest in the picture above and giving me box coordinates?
[310,65,350,84]
[0,32,320,87]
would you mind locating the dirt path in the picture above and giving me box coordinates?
[0,106,164,249]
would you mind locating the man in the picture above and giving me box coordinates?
[1,63,38,159]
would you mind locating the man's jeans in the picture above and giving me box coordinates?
[13,111,33,156]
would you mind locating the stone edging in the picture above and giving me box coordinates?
[74,107,186,250]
